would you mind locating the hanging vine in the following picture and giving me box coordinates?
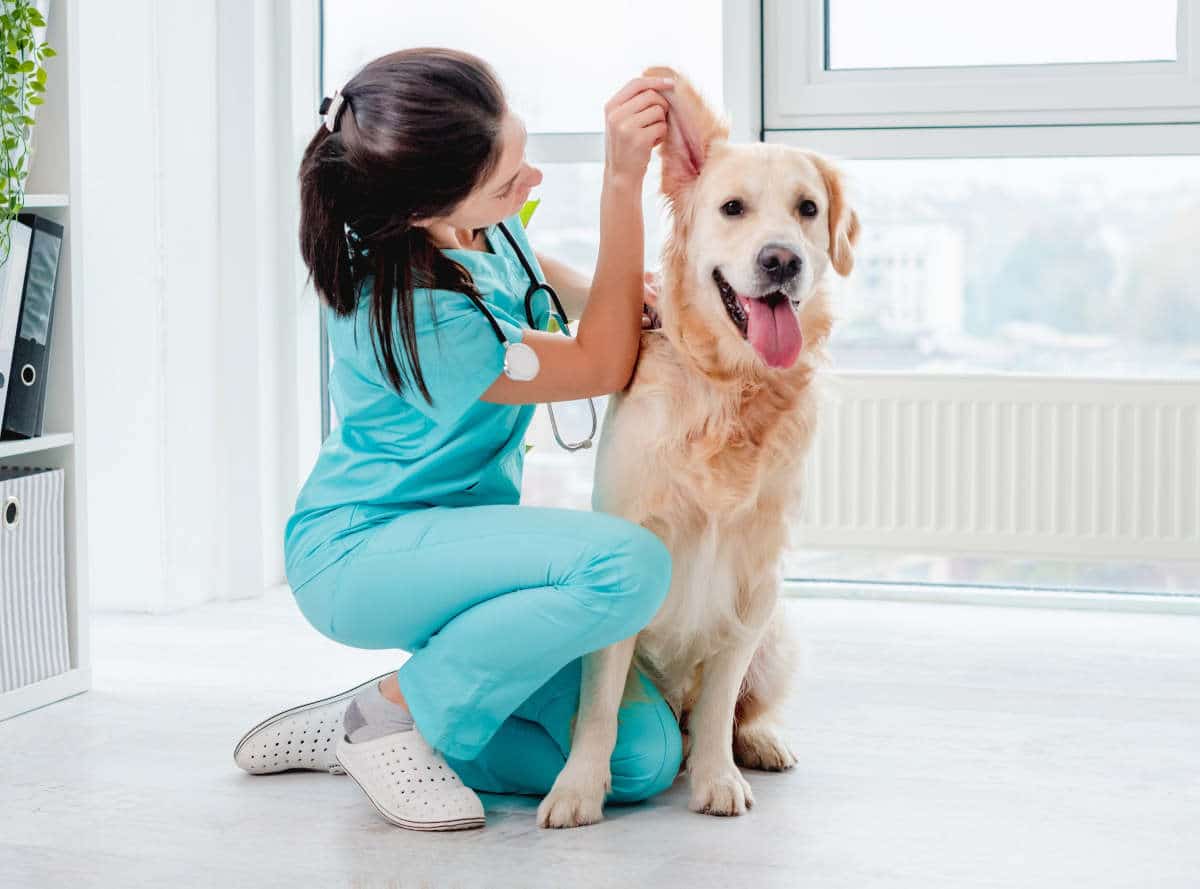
[0,0,53,265]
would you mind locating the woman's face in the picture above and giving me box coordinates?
[425,111,543,233]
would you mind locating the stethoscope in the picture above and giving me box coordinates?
[459,219,598,451]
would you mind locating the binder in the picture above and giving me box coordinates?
[0,219,33,428]
[1,213,63,441]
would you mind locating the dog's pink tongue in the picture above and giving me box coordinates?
[745,297,802,368]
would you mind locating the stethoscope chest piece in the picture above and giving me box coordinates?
[503,341,540,381]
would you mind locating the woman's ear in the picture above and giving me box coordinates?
[809,152,861,277]
[642,65,730,208]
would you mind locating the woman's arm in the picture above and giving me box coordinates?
[480,75,669,403]
[534,250,592,322]
[537,250,661,333]
[480,176,646,405]
[572,174,646,390]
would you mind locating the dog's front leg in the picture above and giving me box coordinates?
[686,631,766,816]
[536,634,638,828]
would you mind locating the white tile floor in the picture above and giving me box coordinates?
[2,585,1198,889]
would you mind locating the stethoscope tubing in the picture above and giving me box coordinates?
[462,219,597,451]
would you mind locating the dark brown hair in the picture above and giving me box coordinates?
[298,47,507,405]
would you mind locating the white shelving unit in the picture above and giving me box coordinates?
[0,1,90,722]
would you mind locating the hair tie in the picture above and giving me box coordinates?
[319,89,347,132]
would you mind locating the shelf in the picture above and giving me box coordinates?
[0,0,89,726]
[22,193,69,208]
[0,432,74,459]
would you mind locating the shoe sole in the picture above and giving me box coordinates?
[233,670,397,774]
[335,736,485,832]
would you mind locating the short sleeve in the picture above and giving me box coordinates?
[405,291,526,426]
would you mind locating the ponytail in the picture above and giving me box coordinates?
[298,126,356,315]
[296,48,508,410]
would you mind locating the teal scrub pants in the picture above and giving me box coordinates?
[291,503,683,804]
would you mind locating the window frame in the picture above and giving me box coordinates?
[766,0,1200,133]
[299,0,1200,596]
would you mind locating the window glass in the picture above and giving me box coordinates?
[323,0,722,133]
[829,155,1200,379]
[827,0,1179,69]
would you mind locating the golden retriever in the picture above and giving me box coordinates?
[536,66,860,828]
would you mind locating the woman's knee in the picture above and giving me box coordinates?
[607,701,684,804]
[584,521,672,632]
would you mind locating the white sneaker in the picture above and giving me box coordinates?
[335,726,486,831]
[233,672,395,775]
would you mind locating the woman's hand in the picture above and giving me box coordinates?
[641,269,662,330]
[603,76,673,188]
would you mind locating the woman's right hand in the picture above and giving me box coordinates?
[603,76,673,187]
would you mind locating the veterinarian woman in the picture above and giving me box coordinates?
[232,47,680,832]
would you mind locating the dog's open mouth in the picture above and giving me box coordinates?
[713,268,803,369]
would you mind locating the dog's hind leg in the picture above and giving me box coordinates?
[732,606,799,772]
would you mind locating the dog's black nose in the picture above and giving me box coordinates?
[757,244,802,285]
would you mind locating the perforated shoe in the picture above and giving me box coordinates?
[233,671,395,775]
[335,726,486,831]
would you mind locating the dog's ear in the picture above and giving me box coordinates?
[642,66,729,206]
[809,152,860,277]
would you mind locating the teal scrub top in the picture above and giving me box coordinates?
[283,211,550,592]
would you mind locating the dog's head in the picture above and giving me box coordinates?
[646,66,859,373]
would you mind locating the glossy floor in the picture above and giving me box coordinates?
[2,587,1197,888]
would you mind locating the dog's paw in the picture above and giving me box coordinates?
[688,764,755,816]
[733,723,798,771]
[536,770,610,829]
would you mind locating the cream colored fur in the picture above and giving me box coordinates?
[536,66,860,828]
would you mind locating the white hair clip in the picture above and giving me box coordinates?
[319,89,347,132]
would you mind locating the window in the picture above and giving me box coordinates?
[765,1,1200,593]
[521,157,671,272]
[828,155,1200,378]
[768,0,1197,130]
[322,0,722,134]
[312,2,1200,601]
[826,0,1180,70]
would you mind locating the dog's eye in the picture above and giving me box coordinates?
[720,199,744,217]
[798,199,819,218]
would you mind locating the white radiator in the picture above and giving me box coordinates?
[794,374,1200,560]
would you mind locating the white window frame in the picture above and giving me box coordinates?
[511,1,762,166]
[767,0,1200,131]
[761,0,1200,576]
[293,0,1200,596]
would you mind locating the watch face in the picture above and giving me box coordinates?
[504,342,539,381]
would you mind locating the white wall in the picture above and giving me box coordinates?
[75,0,317,612]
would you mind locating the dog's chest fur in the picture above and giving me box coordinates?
[593,331,820,709]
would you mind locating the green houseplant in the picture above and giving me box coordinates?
[0,0,53,265]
